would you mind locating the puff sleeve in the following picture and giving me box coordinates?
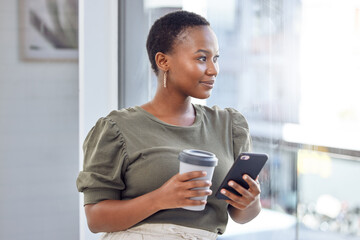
[76,117,128,205]
[226,108,252,159]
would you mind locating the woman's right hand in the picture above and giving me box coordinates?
[153,171,212,210]
[84,171,212,233]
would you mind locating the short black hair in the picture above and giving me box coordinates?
[146,10,210,75]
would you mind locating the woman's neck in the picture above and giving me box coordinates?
[141,94,196,126]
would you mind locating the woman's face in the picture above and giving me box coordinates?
[167,26,219,99]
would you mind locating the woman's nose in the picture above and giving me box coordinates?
[206,61,219,76]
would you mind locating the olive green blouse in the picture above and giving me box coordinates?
[76,104,251,234]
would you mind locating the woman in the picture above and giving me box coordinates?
[77,10,261,240]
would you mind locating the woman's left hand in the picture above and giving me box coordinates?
[220,174,261,210]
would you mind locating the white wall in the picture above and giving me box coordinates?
[0,1,79,239]
[79,1,118,239]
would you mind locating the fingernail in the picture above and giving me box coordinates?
[221,189,226,194]
[228,181,234,186]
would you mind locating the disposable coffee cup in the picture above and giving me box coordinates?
[178,149,218,211]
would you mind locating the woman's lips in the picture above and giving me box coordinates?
[200,80,215,88]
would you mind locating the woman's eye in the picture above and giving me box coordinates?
[198,56,207,62]
[213,55,220,63]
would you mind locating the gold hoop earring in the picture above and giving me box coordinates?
[163,71,167,88]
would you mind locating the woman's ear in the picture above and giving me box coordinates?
[155,52,169,72]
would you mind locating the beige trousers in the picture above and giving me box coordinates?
[100,223,218,240]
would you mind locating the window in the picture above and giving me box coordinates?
[119,0,360,239]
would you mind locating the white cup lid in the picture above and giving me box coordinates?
[178,149,218,167]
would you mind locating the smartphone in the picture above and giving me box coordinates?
[215,152,268,200]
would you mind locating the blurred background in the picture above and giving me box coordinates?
[0,0,359,239]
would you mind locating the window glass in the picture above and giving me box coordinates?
[123,0,360,239]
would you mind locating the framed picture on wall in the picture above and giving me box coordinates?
[19,0,78,61]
